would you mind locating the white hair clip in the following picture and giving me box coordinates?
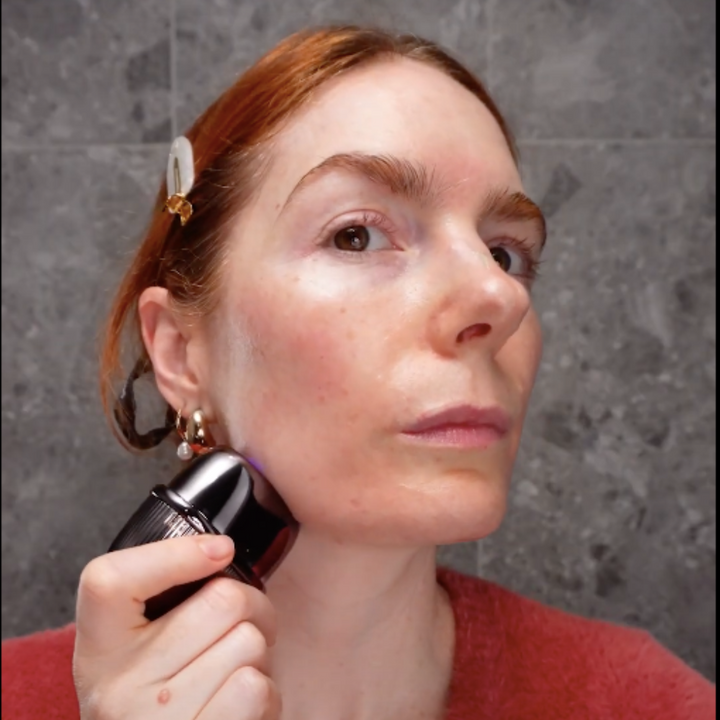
[164,136,195,226]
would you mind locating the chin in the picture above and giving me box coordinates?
[442,512,507,544]
[353,469,512,547]
[429,497,508,546]
[417,464,511,545]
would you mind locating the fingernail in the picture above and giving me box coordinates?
[199,535,234,560]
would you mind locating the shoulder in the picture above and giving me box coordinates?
[439,568,716,720]
[2,624,80,720]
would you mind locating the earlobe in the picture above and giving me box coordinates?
[138,287,201,413]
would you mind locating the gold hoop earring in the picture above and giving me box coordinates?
[176,409,216,461]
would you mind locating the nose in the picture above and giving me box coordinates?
[426,238,532,358]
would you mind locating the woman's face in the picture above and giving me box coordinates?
[204,58,544,546]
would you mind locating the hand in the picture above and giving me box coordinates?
[73,534,281,719]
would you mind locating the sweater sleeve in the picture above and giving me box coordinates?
[1,625,80,720]
[605,630,716,720]
[439,570,716,720]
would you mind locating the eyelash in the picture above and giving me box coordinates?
[321,210,399,247]
[321,212,543,281]
[490,235,544,282]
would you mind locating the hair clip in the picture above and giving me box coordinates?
[164,136,195,225]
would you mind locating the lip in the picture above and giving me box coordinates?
[401,404,511,449]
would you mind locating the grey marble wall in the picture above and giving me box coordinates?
[2,0,716,681]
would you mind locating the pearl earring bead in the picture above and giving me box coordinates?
[177,441,194,461]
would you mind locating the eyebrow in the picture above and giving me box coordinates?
[483,186,548,248]
[282,152,438,210]
[282,151,547,247]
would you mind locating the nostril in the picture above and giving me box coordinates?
[458,323,491,342]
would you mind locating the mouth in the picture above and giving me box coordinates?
[401,404,511,450]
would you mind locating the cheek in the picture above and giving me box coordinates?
[213,269,417,529]
[219,276,376,437]
[525,309,544,379]
[504,308,543,410]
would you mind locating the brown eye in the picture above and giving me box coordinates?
[333,226,370,252]
[489,242,541,283]
[490,246,513,272]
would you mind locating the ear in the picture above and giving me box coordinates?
[138,287,210,417]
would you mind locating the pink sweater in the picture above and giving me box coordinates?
[2,569,715,719]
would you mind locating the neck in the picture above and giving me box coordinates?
[265,528,455,720]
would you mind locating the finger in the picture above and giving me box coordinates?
[163,621,269,717]
[196,667,281,720]
[148,576,276,678]
[76,534,234,652]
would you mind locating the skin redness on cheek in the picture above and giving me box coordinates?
[218,287,346,440]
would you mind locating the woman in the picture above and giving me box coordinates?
[2,26,715,720]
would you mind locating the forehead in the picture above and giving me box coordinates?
[264,57,521,200]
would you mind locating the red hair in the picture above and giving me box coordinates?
[101,25,517,445]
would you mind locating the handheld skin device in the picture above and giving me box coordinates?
[109,448,298,620]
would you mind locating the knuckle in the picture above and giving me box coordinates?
[202,577,248,617]
[263,678,282,720]
[232,666,273,709]
[81,680,125,720]
[72,659,94,699]
[234,621,268,660]
[79,558,122,604]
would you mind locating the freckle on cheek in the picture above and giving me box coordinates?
[157,688,171,705]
